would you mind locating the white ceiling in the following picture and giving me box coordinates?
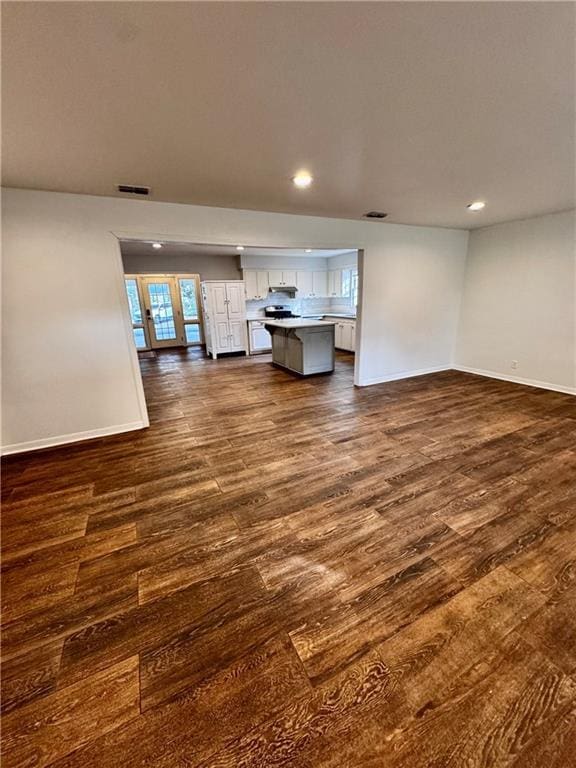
[3,2,575,229]
[119,240,355,259]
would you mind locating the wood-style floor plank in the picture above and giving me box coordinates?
[1,349,575,766]
[1,656,139,768]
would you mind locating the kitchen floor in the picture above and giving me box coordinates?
[2,351,575,767]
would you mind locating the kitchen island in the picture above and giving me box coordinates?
[264,319,336,376]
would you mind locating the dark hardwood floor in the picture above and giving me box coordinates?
[2,348,576,767]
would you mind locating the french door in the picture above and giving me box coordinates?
[141,277,182,348]
[124,274,203,350]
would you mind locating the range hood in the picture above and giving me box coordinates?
[269,285,298,296]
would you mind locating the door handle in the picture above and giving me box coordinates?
[146,309,151,318]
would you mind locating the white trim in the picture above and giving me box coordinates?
[111,234,150,427]
[357,364,451,387]
[1,421,147,456]
[357,363,576,394]
[453,366,576,396]
[352,250,364,386]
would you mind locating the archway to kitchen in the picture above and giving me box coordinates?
[118,239,362,399]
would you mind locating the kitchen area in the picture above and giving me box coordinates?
[121,240,358,377]
[243,250,358,359]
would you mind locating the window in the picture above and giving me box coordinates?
[178,277,202,345]
[185,324,201,343]
[351,269,359,307]
[133,327,147,349]
[125,277,149,350]
[125,278,143,324]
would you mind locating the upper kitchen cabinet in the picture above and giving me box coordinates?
[313,270,329,297]
[296,270,329,298]
[296,271,313,297]
[328,269,352,298]
[244,269,269,300]
[268,270,297,287]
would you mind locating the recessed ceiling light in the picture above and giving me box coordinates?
[467,201,486,211]
[152,242,162,249]
[305,249,312,253]
[236,245,245,251]
[292,171,313,189]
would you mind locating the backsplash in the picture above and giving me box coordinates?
[329,296,357,313]
[246,292,355,318]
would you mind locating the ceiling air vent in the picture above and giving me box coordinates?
[364,211,388,219]
[117,184,150,196]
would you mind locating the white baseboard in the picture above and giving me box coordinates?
[1,420,148,456]
[453,365,576,396]
[357,365,451,387]
[357,364,576,395]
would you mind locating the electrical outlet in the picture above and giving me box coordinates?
[511,360,518,370]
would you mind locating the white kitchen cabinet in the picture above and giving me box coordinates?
[244,269,269,300]
[342,321,356,351]
[268,270,297,287]
[328,269,352,298]
[296,271,313,297]
[248,320,272,354]
[312,271,328,297]
[328,270,338,298]
[201,281,248,359]
[332,318,356,352]
[334,321,343,349]
[267,270,283,287]
[297,270,328,298]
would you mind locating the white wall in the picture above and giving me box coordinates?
[1,188,468,453]
[121,250,241,280]
[327,251,358,270]
[455,210,576,394]
[357,229,468,385]
[239,254,329,271]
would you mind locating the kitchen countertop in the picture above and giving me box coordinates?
[247,314,355,322]
[263,319,336,329]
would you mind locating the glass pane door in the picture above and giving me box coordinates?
[142,278,183,348]
[178,276,203,346]
[125,277,149,350]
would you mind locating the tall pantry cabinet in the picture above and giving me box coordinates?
[201,281,248,359]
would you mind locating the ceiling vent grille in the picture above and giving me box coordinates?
[117,184,150,196]
[364,211,388,219]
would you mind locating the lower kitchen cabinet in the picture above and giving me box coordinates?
[332,319,356,352]
[248,320,272,353]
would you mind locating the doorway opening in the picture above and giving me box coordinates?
[118,238,362,387]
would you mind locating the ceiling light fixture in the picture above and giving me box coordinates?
[152,242,162,249]
[467,201,486,211]
[292,171,313,189]
[305,249,312,253]
[236,245,245,251]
